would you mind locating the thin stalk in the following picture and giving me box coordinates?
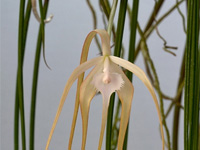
[123,0,139,149]
[176,0,187,33]
[107,0,118,36]
[14,89,19,150]
[17,0,26,149]
[14,0,32,149]
[134,0,165,62]
[135,0,184,60]
[172,50,185,150]
[99,0,117,40]
[38,0,50,69]
[99,0,126,57]
[106,0,128,149]
[99,0,111,18]
[86,0,101,52]
[184,0,200,149]
[138,23,171,149]
[29,1,50,150]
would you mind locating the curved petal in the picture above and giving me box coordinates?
[108,60,134,149]
[81,29,111,61]
[69,29,111,149]
[110,56,165,150]
[68,59,104,150]
[31,0,53,23]
[79,63,103,150]
[45,56,103,150]
[91,58,125,149]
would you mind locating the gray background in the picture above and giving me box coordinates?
[1,0,186,149]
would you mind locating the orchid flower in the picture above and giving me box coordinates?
[45,29,165,150]
[31,0,53,23]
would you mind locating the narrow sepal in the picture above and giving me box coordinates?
[110,56,165,150]
[45,57,102,150]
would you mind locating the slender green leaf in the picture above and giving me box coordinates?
[16,0,26,149]
[184,0,200,149]
[29,1,50,150]
[14,0,32,150]
[123,1,139,149]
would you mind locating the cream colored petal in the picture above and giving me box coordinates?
[110,56,165,150]
[79,63,103,150]
[91,58,126,150]
[31,0,53,23]
[45,56,103,150]
[81,29,111,60]
[98,91,111,150]
[92,72,119,150]
[69,29,111,149]
[92,71,124,150]
[108,61,134,150]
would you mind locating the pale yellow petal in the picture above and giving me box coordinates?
[98,91,111,150]
[45,56,103,150]
[69,29,111,148]
[110,56,165,150]
[79,63,104,150]
[91,58,124,150]
[108,60,134,150]
[81,29,111,60]
[31,0,53,23]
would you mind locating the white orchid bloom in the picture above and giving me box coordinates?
[31,0,53,23]
[45,29,165,150]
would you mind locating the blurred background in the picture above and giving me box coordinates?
[1,0,186,149]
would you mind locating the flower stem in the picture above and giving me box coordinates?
[106,0,128,149]
[107,0,118,36]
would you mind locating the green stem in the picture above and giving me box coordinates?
[135,0,184,60]
[138,23,172,150]
[106,94,116,150]
[134,0,165,61]
[17,0,26,149]
[123,0,139,149]
[15,0,32,149]
[172,50,185,150]
[38,0,50,69]
[14,0,32,150]
[14,88,19,150]
[184,0,200,149]
[107,0,118,36]
[176,0,187,33]
[29,1,50,150]
[106,0,128,149]
[86,0,101,52]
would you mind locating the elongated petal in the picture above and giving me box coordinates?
[92,58,125,149]
[81,29,111,60]
[45,56,103,150]
[79,63,103,150]
[69,30,111,149]
[108,60,134,150]
[110,56,165,150]
[31,0,53,23]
